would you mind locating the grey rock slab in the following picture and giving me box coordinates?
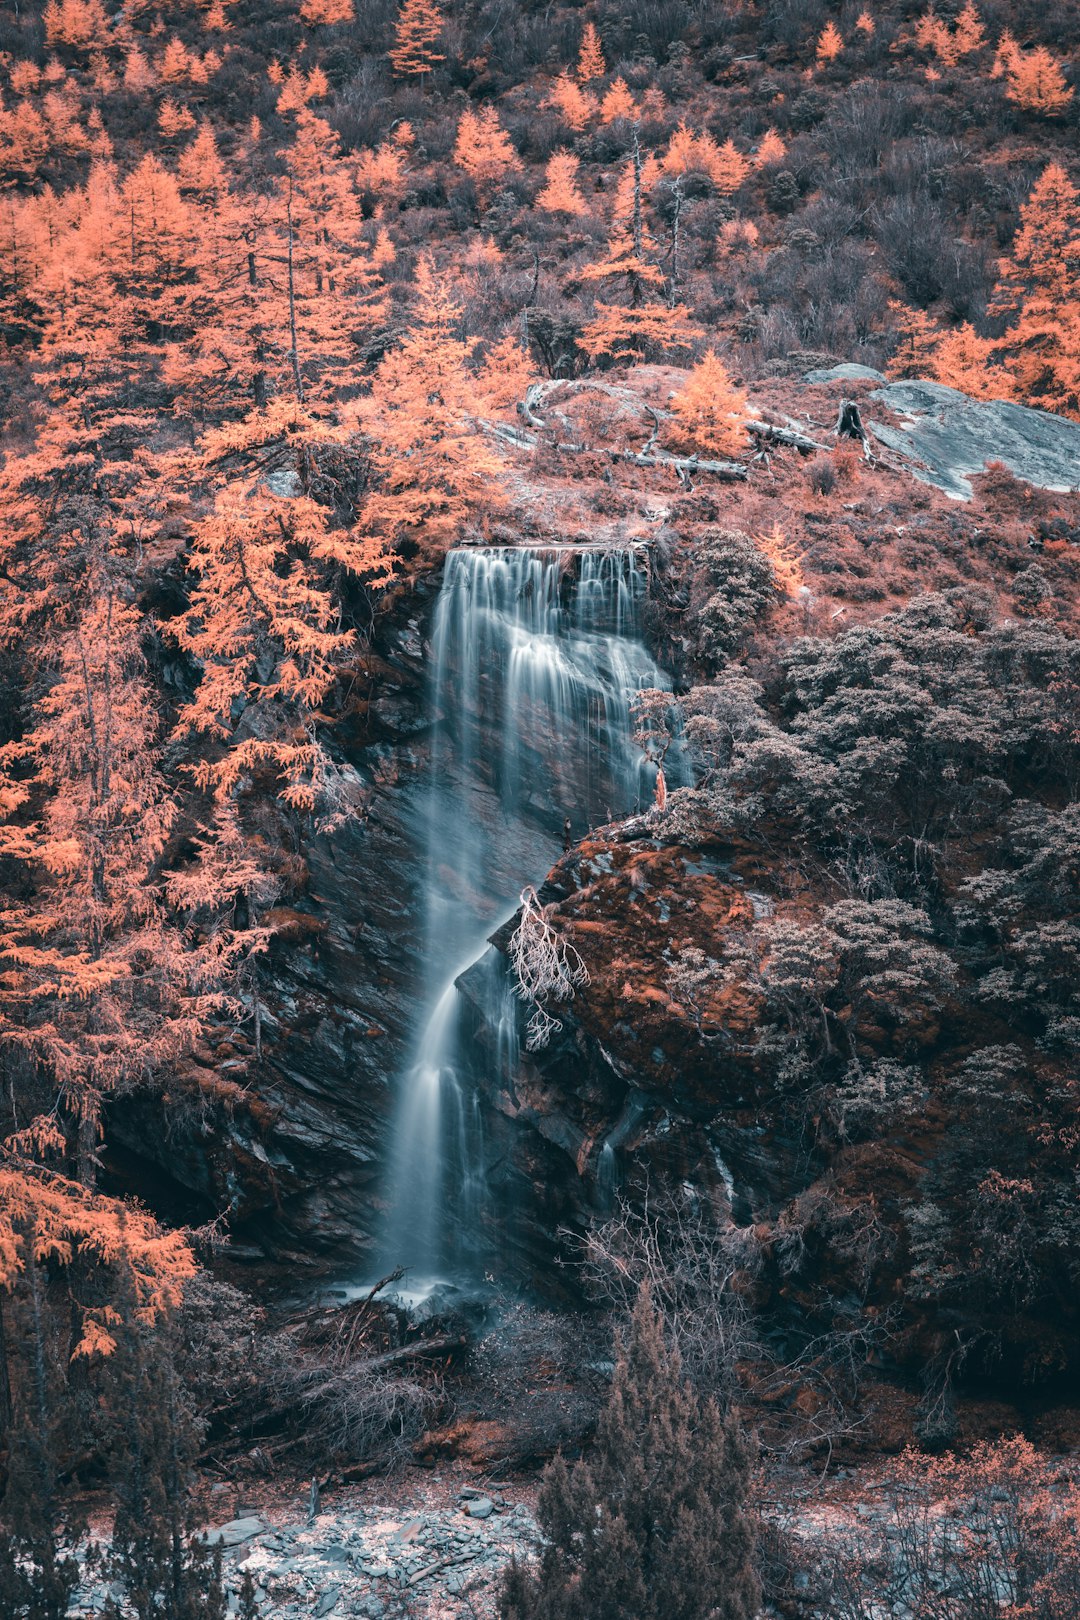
[204,1517,266,1548]
[464,1497,494,1520]
[804,363,886,384]
[868,380,1080,500]
[315,1587,342,1617]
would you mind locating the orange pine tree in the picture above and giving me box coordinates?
[43,0,110,50]
[578,138,701,363]
[599,77,636,122]
[915,9,958,69]
[0,1169,196,1363]
[300,0,354,22]
[887,301,943,377]
[452,105,521,189]
[952,1,986,55]
[389,0,445,79]
[1004,47,1074,116]
[666,349,748,458]
[0,579,201,1184]
[537,149,587,215]
[816,21,844,65]
[170,474,394,821]
[930,323,1015,399]
[990,28,1021,80]
[756,521,805,596]
[990,163,1080,418]
[546,70,596,131]
[577,21,606,83]
[357,254,505,560]
[476,328,534,415]
[756,128,787,166]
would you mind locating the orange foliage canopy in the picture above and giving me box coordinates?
[537,149,587,215]
[170,459,393,820]
[579,141,700,363]
[546,70,595,130]
[452,105,521,187]
[816,21,844,66]
[300,0,354,22]
[0,1164,195,1362]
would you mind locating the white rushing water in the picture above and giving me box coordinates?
[380,545,674,1290]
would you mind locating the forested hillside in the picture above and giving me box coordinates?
[0,0,1078,1615]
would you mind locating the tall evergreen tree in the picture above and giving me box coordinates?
[500,1287,760,1620]
[102,1264,225,1620]
[0,1237,80,1620]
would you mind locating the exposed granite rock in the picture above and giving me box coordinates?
[868,380,1080,500]
[804,363,886,384]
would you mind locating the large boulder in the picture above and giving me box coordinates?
[868,380,1080,500]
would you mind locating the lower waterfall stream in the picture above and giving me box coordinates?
[379,545,675,1296]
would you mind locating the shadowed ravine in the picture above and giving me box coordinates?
[378,545,674,1295]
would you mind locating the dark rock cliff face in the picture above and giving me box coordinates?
[106,587,444,1275]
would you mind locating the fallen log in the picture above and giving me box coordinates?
[600,444,747,482]
[483,417,747,481]
[745,419,828,454]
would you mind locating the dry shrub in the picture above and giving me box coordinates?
[815,1438,1080,1620]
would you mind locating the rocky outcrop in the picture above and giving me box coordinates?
[867,380,1080,500]
[454,827,803,1290]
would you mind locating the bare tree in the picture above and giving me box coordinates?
[508,885,589,1049]
[578,1185,760,1405]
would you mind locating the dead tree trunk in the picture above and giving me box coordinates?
[835,399,869,448]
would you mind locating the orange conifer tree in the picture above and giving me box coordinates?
[0,580,200,1185]
[300,0,354,22]
[756,521,805,597]
[578,137,700,363]
[930,324,1015,399]
[170,478,394,820]
[476,328,534,415]
[599,77,636,122]
[755,128,787,166]
[990,164,1080,418]
[887,301,944,378]
[452,105,521,188]
[816,21,844,66]
[546,70,596,131]
[1004,47,1074,117]
[577,21,606,83]
[537,149,587,215]
[990,28,1021,80]
[389,0,445,80]
[357,255,504,560]
[666,349,748,458]
[952,1,986,56]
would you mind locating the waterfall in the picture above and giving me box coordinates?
[380,545,674,1293]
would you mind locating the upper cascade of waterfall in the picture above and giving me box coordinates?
[430,545,669,835]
